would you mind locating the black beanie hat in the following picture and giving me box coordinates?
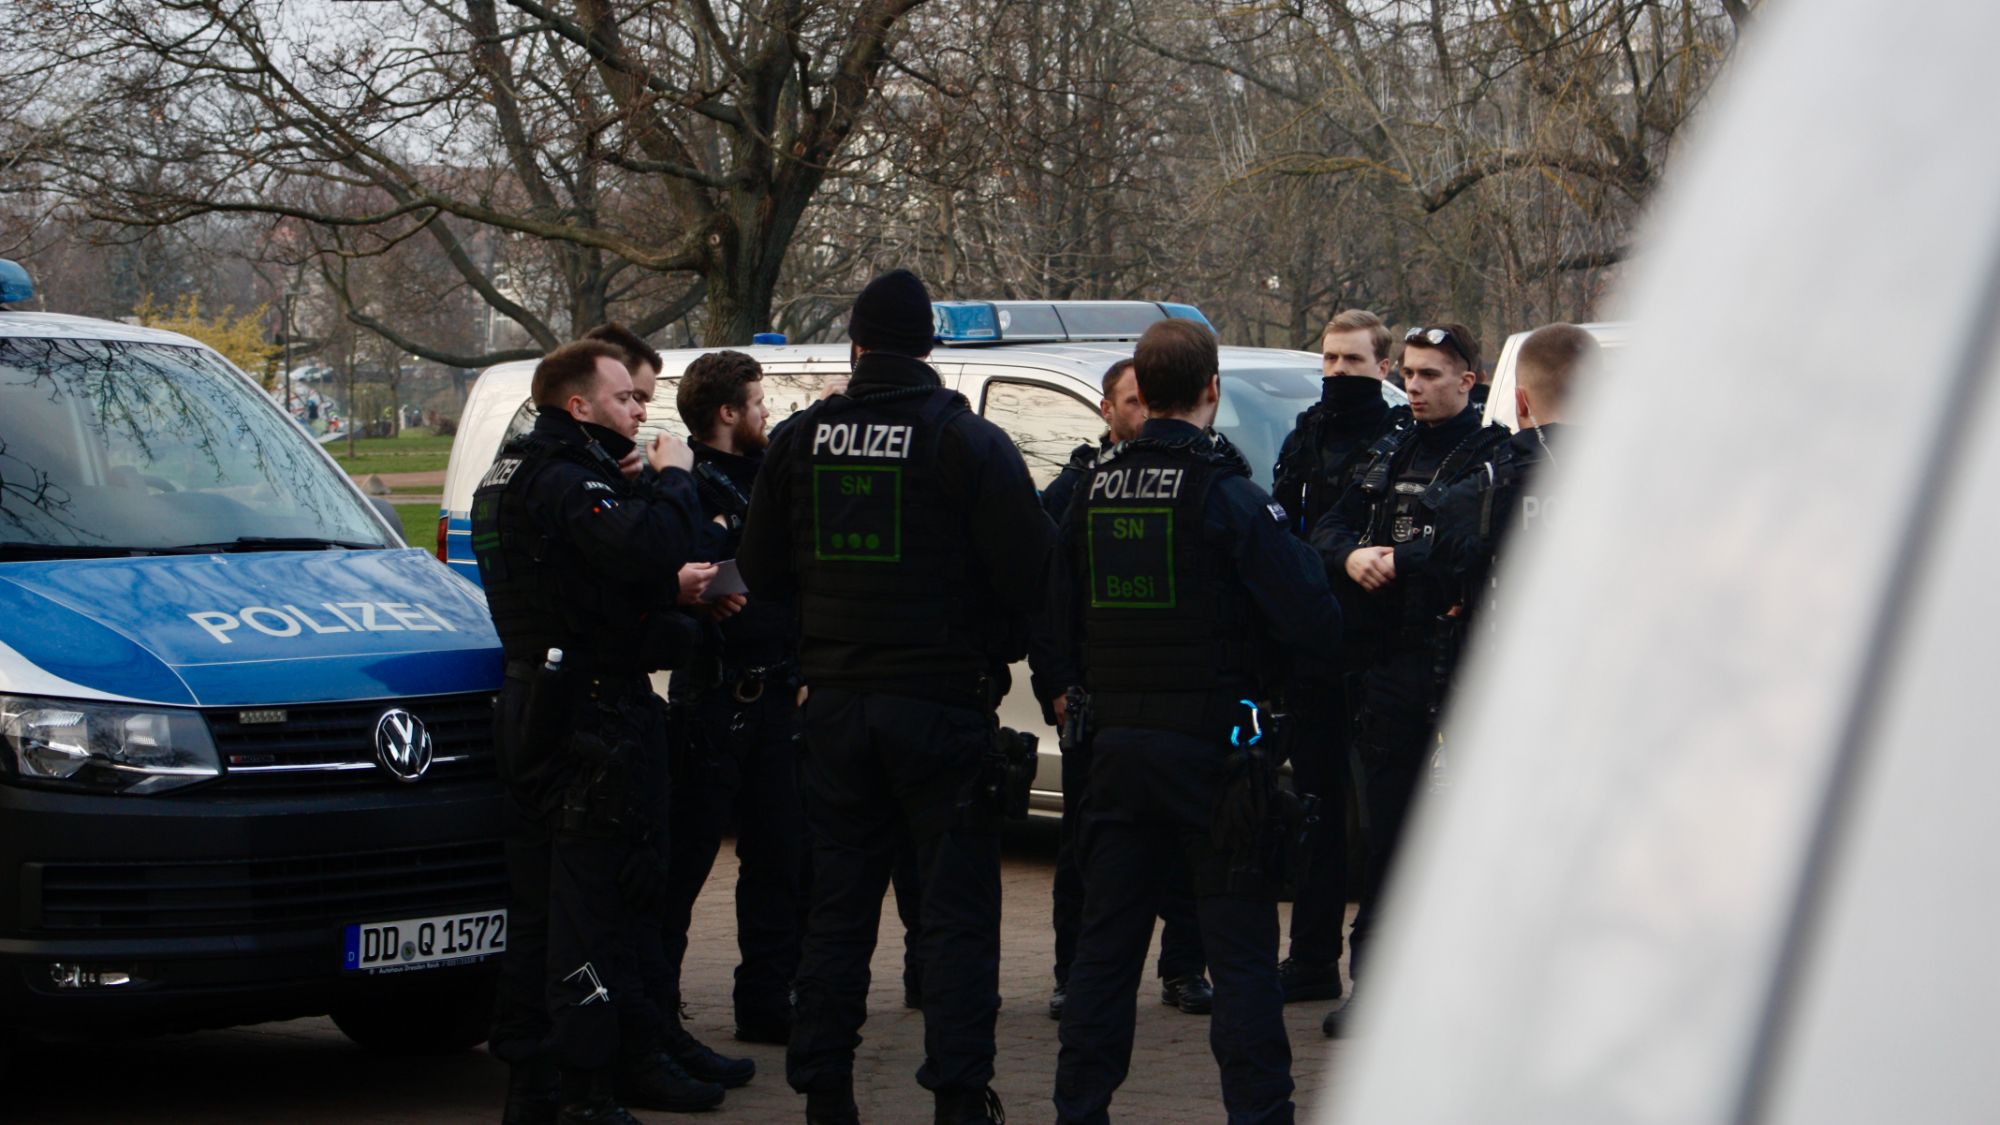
[848,269,934,356]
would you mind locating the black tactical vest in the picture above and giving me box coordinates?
[787,385,978,654]
[1356,422,1508,550]
[1078,437,1258,734]
[1278,398,1405,532]
[471,428,660,667]
[471,433,576,663]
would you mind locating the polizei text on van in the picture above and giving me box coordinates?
[187,602,461,644]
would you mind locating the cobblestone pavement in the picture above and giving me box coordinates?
[9,821,1349,1123]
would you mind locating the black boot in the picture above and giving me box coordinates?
[556,1071,644,1125]
[805,1080,860,1125]
[667,1033,756,1088]
[1278,956,1344,1003]
[1160,973,1214,1015]
[934,1084,1005,1124]
[502,1057,560,1125]
[615,1048,726,1112]
[1322,988,1361,1038]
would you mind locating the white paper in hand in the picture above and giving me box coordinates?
[702,559,749,601]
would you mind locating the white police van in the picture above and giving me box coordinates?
[439,300,1402,813]
[0,260,506,1070]
[1479,320,1628,431]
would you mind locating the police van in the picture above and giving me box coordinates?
[0,261,506,1071]
[439,299,1403,813]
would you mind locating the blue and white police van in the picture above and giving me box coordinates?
[0,260,506,1069]
[439,299,1404,813]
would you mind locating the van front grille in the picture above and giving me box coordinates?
[34,840,506,933]
[206,693,496,790]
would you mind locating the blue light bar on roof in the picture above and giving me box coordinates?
[932,300,1212,345]
[1159,303,1215,331]
[751,332,787,346]
[933,303,1001,341]
[0,259,33,306]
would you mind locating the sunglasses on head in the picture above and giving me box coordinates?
[1404,325,1473,369]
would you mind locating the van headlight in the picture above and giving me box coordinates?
[0,696,221,795]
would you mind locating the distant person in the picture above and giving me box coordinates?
[474,340,718,1123]
[1310,323,1509,1036]
[738,270,1052,1125]
[583,320,760,1097]
[662,348,810,1049]
[1431,323,1598,616]
[1267,309,1402,1007]
[1031,356,1213,1022]
[1052,319,1338,1125]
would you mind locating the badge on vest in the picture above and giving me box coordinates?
[814,464,902,562]
[1088,507,1176,609]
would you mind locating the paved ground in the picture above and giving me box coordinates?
[358,468,446,506]
[8,820,1350,1123]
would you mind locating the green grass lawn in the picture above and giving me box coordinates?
[392,502,440,550]
[329,430,457,476]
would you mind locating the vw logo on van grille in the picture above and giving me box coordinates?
[374,709,434,782]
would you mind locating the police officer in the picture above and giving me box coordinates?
[1033,356,1213,1021]
[657,347,809,1047]
[1430,322,1597,609]
[1052,319,1339,1125]
[584,326,763,1093]
[737,269,1053,1125]
[476,340,722,1123]
[1310,322,1510,1036]
[1266,309,1400,1007]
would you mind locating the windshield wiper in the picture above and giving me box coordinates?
[0,542,156,561]
[155,536,381,554]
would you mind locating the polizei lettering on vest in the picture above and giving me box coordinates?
[1089,466,1186,501]
[813,422,915,459]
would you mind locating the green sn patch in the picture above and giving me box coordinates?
[814,464,902,562]
[1088,507,1175,608]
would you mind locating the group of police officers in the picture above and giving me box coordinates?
[471,270,1595,1125]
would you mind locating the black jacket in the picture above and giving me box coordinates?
[473,410,705,668]
[1271,375,1396,536]
[736,351,1056,702]
[1431,423,1566,619]
[1310,403,1508,638]
[1049,418,1339,705]
[686,440,794,674]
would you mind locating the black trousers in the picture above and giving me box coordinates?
[656,684,807,1026]
[786,688,1002,1097]
[1053,735,1206,988]
[489,680,665,1075]
[1344,663,1434,983]
[1054,728,1294,1125]
[1280,677,1351,969]
[892,842,924,999]
[489,786,553,1069]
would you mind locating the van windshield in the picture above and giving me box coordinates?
[0,336,394,557]
[1216,368,1321,488]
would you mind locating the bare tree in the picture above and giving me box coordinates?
[15,0,931,357]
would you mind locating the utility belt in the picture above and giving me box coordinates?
[503,659,652,700]
[1090,689,1267,747]
[805,667,1002,712]
[717,658,799,705]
